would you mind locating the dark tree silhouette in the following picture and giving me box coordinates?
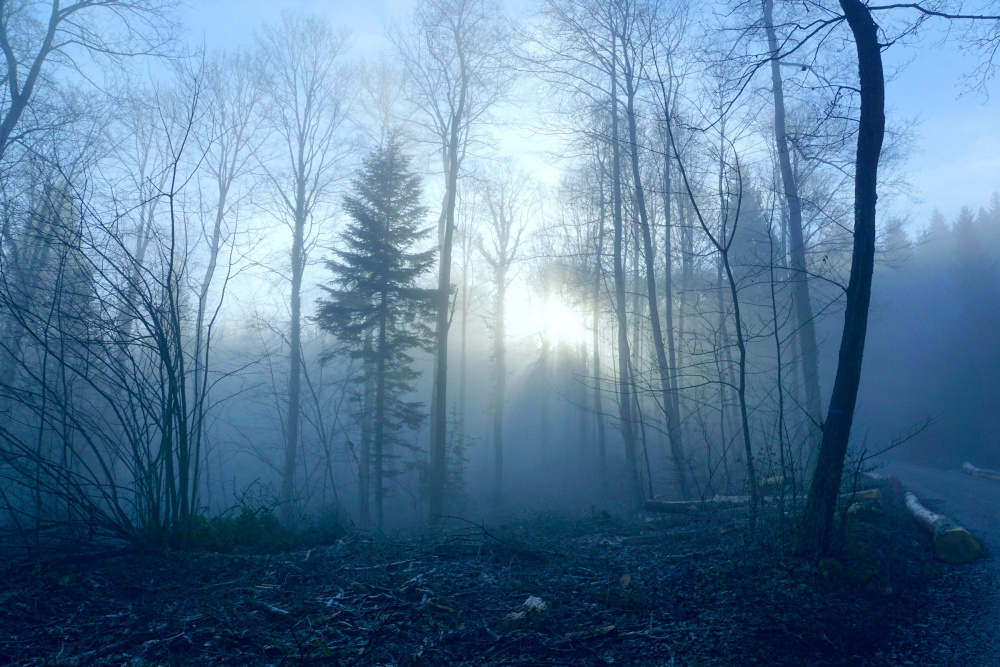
[316,138,437,529]
[799,0,885,557]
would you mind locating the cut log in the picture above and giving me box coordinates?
[645,489,880,514]
[904,492,982,564]
[963,462,1000,481]
[862,471,892,487]
[760,475,790,489]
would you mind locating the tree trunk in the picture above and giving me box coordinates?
[458,239,471,451]
[375,302,387,530]
[963,462,1000,481]
[594,170,609,495]
[662,127,686,497]
[622,71,688,498]
[429,91,465,519]
[360,331,373,526]
[799,0,884,556]
[493,269,506,505]
[280,178,306,527]
[762,0,824,470]
[609,32,643,509]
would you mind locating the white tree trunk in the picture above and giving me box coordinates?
[905,492,982,564]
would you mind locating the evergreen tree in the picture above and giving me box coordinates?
[316,137,436,529]
[923,208,949,245]
[880,217,912,266]
[951,206,996,299]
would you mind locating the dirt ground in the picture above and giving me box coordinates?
[0,491,986,666]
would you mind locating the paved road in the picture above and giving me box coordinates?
[885,462,1000,546]
[883,461,1000,663]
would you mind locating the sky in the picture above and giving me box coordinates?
[882,28,1000,229]
[179,0,1000,232]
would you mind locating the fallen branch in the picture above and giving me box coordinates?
[566,625,617,641]
[247,598,291,618]
[962,462,1000,481]
[621,535,671,546]
[904,492,982,564]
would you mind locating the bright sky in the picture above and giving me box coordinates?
[181,0,1000,235]
[883,35,1000,229]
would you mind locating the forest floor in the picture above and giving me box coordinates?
[0,486,991,666]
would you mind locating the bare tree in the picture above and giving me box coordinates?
[455,185,479,453]
[0,77,244,550]
[477,164,530,506]
[614,0,689,498]
[761,0,823,468]
[257,14,351,525]
[395,0,512,518]
[799,0,884,556]
[0,0,174,165]
[190,49,267,508]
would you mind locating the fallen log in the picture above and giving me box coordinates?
[963,462,1000,481]
[862,471,893,488]
[904,492,982,564]
[760,475,790,489]
[847,488,881,503]
[645,489,880,514]
[643,497,747,513]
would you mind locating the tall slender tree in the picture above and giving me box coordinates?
[395,0,512,518]
[762,0,823,469]
[259,15,350,525]
[799,0,884,556]
[478,165,530,506]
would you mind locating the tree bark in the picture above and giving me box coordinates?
[458,232,472,452]
[609,31,643,509]
[493,268,506,505]
[360,332,373,526]
[594,164,609,496]
[280,175,306,526]
[799,0,884,556]
[662,127,686,498]
[963,461,1000,481]
[375,295,387,530]
[620,52,689,499]
[428,71,467,521]
[762,0,824,469]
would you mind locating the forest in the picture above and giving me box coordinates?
[0,0,999,664]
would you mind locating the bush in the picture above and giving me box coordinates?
[299,505,350,546]
[186,488,351,553]
[188,507,293,552]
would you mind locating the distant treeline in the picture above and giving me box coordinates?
[857,197,1000,466]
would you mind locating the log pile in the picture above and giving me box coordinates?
[904,492,982,564]
[962,461,1000,481]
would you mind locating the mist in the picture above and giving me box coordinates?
[1,0,999,664]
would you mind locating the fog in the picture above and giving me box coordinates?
[0,0,997,553]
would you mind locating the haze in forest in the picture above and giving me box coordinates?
[0,0,998,554]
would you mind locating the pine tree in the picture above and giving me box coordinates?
[316,137,436,529]
[880,217,912,266]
